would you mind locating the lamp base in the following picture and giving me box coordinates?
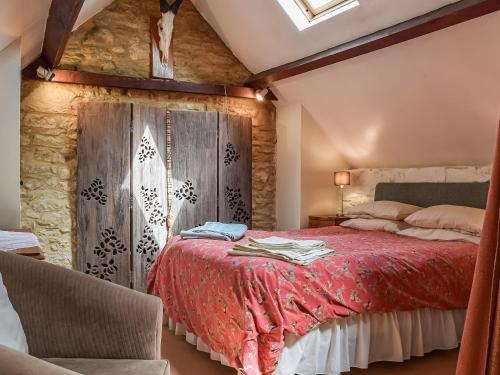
[336,186,344,217]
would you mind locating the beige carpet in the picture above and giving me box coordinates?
[162,328,458,375]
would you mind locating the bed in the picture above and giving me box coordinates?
[148,182,488,375]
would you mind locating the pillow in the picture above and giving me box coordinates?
[404,205,485,236]
[344,201,421,221]
[0,273,28,353]
[344,214,374,219]
[340,218,411,233]
[397,227,480,244]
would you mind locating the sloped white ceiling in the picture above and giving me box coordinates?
[0,0,52,67]
[191,0,460,72]
[0,0,113,68]
[192,0,500,168]
[274,12,500,168]
[75,0,114,30]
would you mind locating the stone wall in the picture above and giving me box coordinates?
[343,165,492,208]
[60,0,250,85]
[20,0,276,268]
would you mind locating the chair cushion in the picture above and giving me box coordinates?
[44,358,169,375]
[0,272,28,353]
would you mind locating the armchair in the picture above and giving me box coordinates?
[0,252,169,375]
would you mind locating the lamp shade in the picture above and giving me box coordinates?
[334,171,350,187]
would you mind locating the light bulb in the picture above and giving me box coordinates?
[255,88,269,101]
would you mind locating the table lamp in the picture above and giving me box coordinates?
[334,171,351,216]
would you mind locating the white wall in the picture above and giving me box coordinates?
[0,40,21,228]
[301,109,348,226]
[276,104,302,230]
[276,104,348,230]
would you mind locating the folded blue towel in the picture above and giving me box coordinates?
[180,222,248,242]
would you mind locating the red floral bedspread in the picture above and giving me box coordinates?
[147,226,477,375]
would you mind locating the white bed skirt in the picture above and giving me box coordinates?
[167,308,466,375]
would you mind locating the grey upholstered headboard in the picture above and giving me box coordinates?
[374,182,490,209]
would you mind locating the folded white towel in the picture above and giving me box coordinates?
[228,248,334,265]
[248,236,325,250]
[230,236,334,265]
[0,231,40,252]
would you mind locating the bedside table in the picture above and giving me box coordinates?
[308,215,349,228]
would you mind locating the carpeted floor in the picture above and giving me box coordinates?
[161,328,458,375]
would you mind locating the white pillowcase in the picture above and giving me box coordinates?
[0,273,28,353]
[344,201,421,221]
[340,218,411,233]
[344,214,374,219]
[397,227,480,244]
[404,205,485,236]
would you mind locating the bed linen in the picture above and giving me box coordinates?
[397,227,480,244]
[404,204,485,235]
[166,307,465,375]
[340,218,410,233]
[0,231,40,252]
[148,226,477,375]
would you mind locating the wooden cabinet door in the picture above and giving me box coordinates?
[77,105,252,289]
[168,111,218,235]
[131,104,168,292]
[77,102,132,287]
[218,114,252,227]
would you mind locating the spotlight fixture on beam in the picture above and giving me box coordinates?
[255,88,269,101]
[36,66,55,81]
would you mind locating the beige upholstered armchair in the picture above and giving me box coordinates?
[0,252,169,375]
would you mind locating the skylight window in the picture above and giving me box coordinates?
[277,0,359,31]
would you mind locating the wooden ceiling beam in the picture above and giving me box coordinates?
[22,68,278,101]
[22,0,276,101]
[246,0,500,88]
[42,0,85,68]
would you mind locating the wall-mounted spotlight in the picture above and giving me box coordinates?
[255,88,269,101]
[36,66,55,81]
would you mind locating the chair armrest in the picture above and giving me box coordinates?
[0,252,163,360]
[0,345,80,375]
